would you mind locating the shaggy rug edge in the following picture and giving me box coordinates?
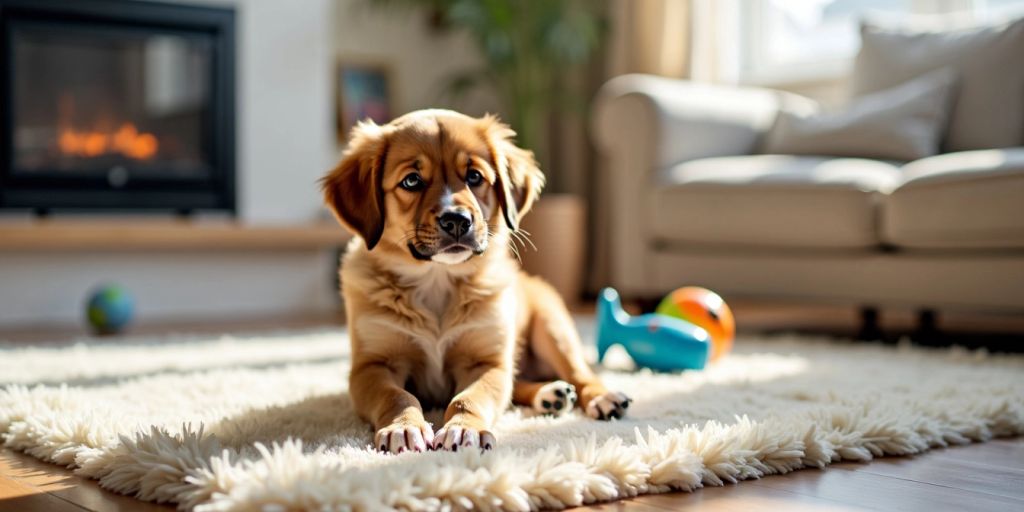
[3,387,1022,511]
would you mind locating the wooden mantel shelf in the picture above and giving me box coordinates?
[0,219,351,252]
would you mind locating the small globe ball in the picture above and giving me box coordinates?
[656,287,735,361]
[86,285,135,334]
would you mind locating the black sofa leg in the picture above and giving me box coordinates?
[857,306,883,341]
[913,309,941,345]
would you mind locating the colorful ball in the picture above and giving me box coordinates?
[655,287,735,361]
[86,285,135,335]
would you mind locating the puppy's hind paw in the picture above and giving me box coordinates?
[585,391,631,421]
[533,380,577,416]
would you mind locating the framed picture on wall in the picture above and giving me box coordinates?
[335,62,393,143]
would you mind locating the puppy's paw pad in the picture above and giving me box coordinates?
[374,422,433,454]
[432,424,496,452]
[585,391,631,421]
[532,380,577,416]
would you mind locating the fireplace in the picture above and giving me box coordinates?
[0,0,236,214]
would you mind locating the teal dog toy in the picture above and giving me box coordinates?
[596,287,711,371]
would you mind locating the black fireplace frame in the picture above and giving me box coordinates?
[0,0,236,214]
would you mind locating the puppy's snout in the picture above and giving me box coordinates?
[439,210,472,239]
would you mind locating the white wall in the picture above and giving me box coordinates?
[239,0,337,223]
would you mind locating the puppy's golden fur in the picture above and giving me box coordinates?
[322,109,630,453]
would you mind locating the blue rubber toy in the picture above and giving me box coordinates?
[85,284,135,335]
[596,287,711,371]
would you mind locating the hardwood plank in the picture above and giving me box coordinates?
[725,299,1024,336]
[0,450,171,512]
[919,439,1024,470]
[0,219,350,252]
[614,484,869,511]
[728,300,859,334]
[833,447,1024,501]
[748,462,1022,511]
[570,497,668,512]
[0,474,87,512]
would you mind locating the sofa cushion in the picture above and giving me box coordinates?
[883,148,1024,249]
[763,69,957,161]
[851,17,1024,152]
[651,155,901,249]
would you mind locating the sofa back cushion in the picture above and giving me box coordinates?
[763,69,956,161]
[851,17,1024,152]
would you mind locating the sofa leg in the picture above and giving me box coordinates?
[857,307,883,341]
[913,309,941,345]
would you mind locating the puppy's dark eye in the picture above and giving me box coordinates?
[466,169,484,187]
[399,173,425,191]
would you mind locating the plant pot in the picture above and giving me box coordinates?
[519,194,586,306]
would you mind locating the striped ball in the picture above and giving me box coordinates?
[656,287,735,361]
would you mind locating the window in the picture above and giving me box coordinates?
[740,0,1024,85]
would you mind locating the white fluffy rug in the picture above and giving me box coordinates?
[1,325,1022,511]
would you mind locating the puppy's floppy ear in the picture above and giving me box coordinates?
[321,121,390,249]
[481,115,546,231]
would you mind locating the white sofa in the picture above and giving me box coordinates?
[591,74,1024,313]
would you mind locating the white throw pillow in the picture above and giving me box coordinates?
[762,69,957,162]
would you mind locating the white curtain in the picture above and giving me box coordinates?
[607,0,690,78]
[689,0,743,84]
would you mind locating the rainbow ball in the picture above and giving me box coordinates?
[655,287,735,361]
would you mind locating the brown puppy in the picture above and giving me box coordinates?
[322,109,630,453]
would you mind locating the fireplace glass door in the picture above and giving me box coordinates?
[0,0,235,213]
[13,24,213,180]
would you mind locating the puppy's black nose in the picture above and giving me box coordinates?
[439,211,472,238]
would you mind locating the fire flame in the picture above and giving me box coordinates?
[58,123,159,160]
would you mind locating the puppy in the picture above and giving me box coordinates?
[322,109,630,453]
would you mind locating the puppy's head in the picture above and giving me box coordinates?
[322,109,544,265]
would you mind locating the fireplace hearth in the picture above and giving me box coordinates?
[0,0,236,214]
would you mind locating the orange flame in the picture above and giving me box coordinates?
[58,122,159,160]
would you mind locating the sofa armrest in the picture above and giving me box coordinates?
[589,75,785,296]
[592,74,783,169]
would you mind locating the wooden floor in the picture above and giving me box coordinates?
[1,303,1022,511]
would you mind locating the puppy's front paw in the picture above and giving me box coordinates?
[533,380,577,416]
[432,422,496,452]
[585,391,632,421]
[374,421,433,454]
